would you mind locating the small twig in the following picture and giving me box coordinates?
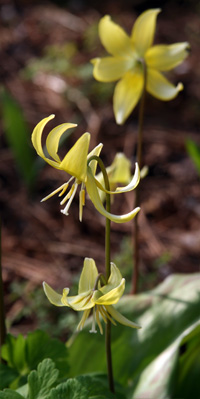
[131,63,147,294]
[0,218,6,361]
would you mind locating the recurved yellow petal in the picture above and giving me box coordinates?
[106,305,141,329]
[43,281,66,306]
[94,162,140,195]
[131,9,161,56]
[60,133,90,182]
[87,143,103,176]
[99,15,134,57]
[91,56,132,82]
[147,68,183,100]
[31,115,61,169]
[115,162,140,193]
[107,262,123,290]
[113,70,143,124]
[78,258,98,294]
[86,167,140,223]
[46,122,77,162]
[145,42,189,71]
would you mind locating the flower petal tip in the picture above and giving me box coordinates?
[177,82,184,92]
[115,111,125,125]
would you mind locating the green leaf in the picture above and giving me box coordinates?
[26,330,69,377]
[0,390,24,399]
[1,334,27,374]
[28,359,59,399]
[0,364,19,390]
[0,87,36,188]
[68,273,200,395]
[170,323,200,398]
[131,321,200,399]
[185,138,200,175]
[47,375,123,399]
[1,330,69,389]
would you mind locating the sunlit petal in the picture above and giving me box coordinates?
[108,262,123,288]
[60,133,90,182]
[147,68,183,100]
[43,281,66,307]
[107,305,141,329]
[93,278,125,305]
[99,15,134,57]
[145,42,190,71]
[46,122,77,162]
[91,56,132,82]
[78,258,98,294]
[86,167,140,223]
[131,9,161,56]
[114,70,144,124]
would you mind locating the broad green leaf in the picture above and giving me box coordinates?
[47,379,88,399]
[0,390,24,399]
[68,273,200,394]
[1,88,36,188]
[0,364,19,390]
[28,359,58,399]
[186,138,200,175]
[131,321,200,398]
[170,323,200,398]
[1,330,69,389]
[26,330,69,377]
[1,334,27,374]
[47,375,124,399]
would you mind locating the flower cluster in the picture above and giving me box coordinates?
[43,258,141,334]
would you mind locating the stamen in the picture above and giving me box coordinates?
[58,176,74,197]
[79,184,85,222]
[103,306,117,326]
[41,182,69,202]
[99,306,107,324]
[61,182,78,215]
[60,183,75,205]
[77,309,90,331]
[96,307,103,334]
[89,307,97,334]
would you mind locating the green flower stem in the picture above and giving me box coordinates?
[131,63,147,294]
[0,218,6,362]
[87,156,114,393]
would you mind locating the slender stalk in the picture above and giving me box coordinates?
[87,156,114,393]
[0,218,6,362]
[131,64,147,294]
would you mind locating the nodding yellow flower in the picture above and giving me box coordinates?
[92,9,189,125]
[32,115,140,222]
[43,258,141,334]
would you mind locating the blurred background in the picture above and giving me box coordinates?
[0,0,200,338]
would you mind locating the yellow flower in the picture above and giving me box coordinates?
[32,115,140,222]
[92,9,189,124]
[43,258,141,334]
